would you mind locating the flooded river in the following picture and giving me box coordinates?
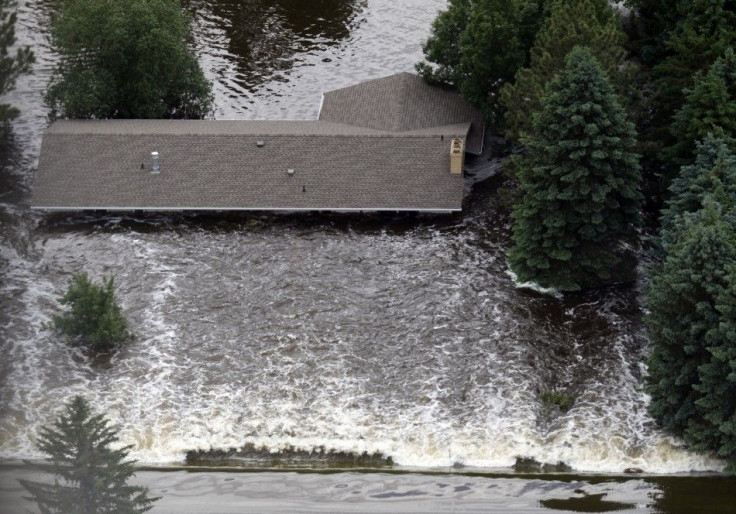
[1,0,734,507]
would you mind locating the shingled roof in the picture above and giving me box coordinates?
[319,72,485,154]
[32,73,484,213]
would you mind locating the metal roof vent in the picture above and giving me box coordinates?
[151,151,160,174]
[287,168,295,176]
[256,140,265,148]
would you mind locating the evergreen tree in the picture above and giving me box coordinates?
[416,0,549,126]
[668,48,736,165]
[660,134,736,244]
[52,273,131,351]
[694,262,736,471]
[500,0,626,142]
[46,0,213,119]
[646,205,736,443]
[508,47,641,291]
[0,0,34,126]
[19,396,158,513]
[627,0,735,176]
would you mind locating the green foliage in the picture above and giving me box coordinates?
[696,263,736,471]
[540,390,575,412]
[52,273,131,351]
[45,0,213,119]
[0,0,34,124]
[646,206,736,461]
[647,137,736,471]
[500,0,626,143]
[660,135,736,244]
[416,0,549,126]
[627,0,735,175]
[19,396,157,513]
[667,48,736,165]
[508,47,642,291]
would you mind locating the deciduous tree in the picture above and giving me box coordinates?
[45,0,213,119]
[416,0,548,126]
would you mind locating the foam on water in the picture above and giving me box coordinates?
[0,0,726,475]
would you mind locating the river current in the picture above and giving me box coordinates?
[0,0,725,474]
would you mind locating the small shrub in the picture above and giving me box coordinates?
[52,272,131,351]
[541,390,575,413]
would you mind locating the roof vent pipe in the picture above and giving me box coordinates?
[151,151,160,174]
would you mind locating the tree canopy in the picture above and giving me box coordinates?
[500,0,627,143]
[508,47,641,291]
[20,396,158,513]
[0,0,34,125]
[52,273,131,351]
[667,48,736,165]
[416,0,548,126]
[647,136,736,471]
[625,0,736,176]
[660,135,736,244]
[45,0,213,119]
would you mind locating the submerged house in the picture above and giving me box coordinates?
[31,73,484,213]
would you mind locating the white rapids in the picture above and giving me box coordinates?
[0,0,724,474]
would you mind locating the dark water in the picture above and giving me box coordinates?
[2,466,735,513]
[1,1,734,510]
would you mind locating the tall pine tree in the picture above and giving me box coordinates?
[500,0,627,143]
[647,135,736,471]
[660,134,736,245]
[20,396,158,514]
[508,47,641,291]
[694,262,736,471]
[627,0,735,178]
[667,48,736,165]
[646,204,736,444]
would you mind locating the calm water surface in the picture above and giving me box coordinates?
[1,0,735,511]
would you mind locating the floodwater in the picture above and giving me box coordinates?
[2,465,735,514]
[1,0,735,511]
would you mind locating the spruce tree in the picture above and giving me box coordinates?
[508,46,642,291]
[646,133,736,471]
[19,396,158,513]
[500,0,627,142]
[668,48,736,165]
[660,134,736,244]
[646,205,736,442]
[695,263,736,471]
[630,0,735,175]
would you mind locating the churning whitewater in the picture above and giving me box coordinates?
[0,0,723,474]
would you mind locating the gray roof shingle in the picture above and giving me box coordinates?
[32,73,483,213]
[32,126,467,211]
[319,72,485,154]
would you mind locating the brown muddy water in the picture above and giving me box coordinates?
[1,0,735,511]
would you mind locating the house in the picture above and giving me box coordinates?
[31,73,484,213]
